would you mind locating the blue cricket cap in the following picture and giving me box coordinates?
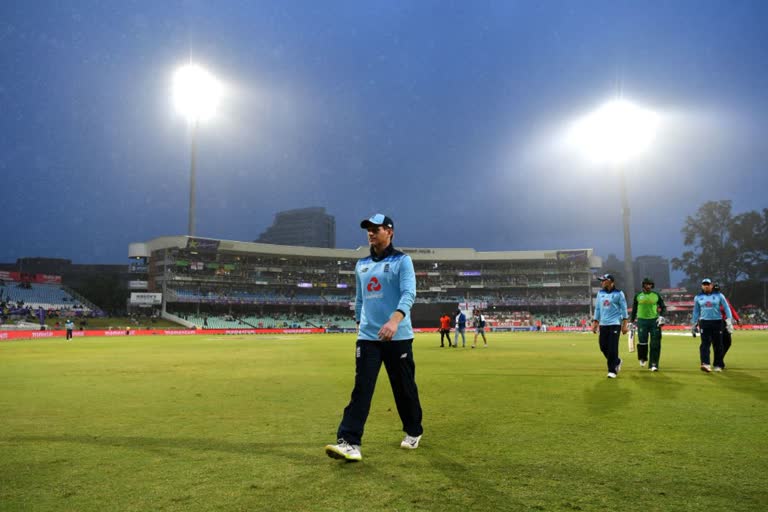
[360,213,394,229]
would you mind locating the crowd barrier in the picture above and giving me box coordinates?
[2,325,766,341]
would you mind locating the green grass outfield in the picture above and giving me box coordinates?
[1,331,766,512]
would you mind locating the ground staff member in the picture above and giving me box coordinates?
[326,214,424,462]
[439,313,452,347]
[592,274,628,379]
[630,277,667,372]
[692,278,733,373]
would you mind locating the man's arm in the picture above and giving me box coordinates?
[619,292,629,334]
[379,256,416,341]
[592,293,600,333]
[354,262,363,324]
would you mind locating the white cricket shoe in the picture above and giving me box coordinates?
[325,440,362,461]
[650,366,659,372]
[607,372,617,379]
[713,366,723,372]
[700,364,712,373]
[400,434,422,449]
[639,360,647,367]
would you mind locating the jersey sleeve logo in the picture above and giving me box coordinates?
[367,277,382,292]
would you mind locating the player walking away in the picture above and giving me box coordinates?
[591,274,628,378]
[471,309,488,348]
[65,319,74,341]
[439,313,452,347]
[692,278,733,373]
[630,277,667,372]
[714,283,740,369]
[326,214,423,462]
[454,309,467,347]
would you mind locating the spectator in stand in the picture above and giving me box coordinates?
[471,309,488,348]
[714,283,740,370]
[692,278,732,373]
[454,309,467,348]
[65,319,74,341]
[592,274,629,379]
[439,313,452,347]
[630,277,667,372]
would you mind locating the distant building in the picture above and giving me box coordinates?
[256,207,336,248]
[600,254,627,290]
[633,255,671,290]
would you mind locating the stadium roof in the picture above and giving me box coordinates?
[130,236,598,264]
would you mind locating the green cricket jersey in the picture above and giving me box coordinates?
[631,291,667,322]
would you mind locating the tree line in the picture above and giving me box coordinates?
[672,200,767,305]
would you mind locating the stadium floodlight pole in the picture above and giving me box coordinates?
[567,98,659,300]
[619,168,635,300]
[172,63,222,237]
[188,121,199,237]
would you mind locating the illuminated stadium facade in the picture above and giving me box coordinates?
[128,236,601,328]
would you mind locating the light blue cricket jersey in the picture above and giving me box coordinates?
[355,245,416,341]
[693,292,733,323]
[593,288,628,326]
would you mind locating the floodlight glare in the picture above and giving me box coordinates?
[172,64,222,123]
[567,99,659,165]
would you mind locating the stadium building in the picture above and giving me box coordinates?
[129,236,601,331]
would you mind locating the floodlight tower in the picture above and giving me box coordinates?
[568,99,659,299]
[172,64,222,236]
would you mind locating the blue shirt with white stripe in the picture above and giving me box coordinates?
[355,244,416,341]
[593,288,628,326]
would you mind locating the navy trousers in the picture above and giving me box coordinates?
[598,325,621,373]
[699,319,724,367]
[337,339,423,446]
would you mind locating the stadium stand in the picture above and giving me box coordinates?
[127,236,600,329]
[0,283,94,313]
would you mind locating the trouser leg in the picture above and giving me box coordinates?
[722,330,732,366]
[712,322,725,368]
[649,324,662,368]
[599,325,621,373]
[337,340,383,446]
[637,320,650,361]
[699,320,721,365]
[382,339,423,437]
